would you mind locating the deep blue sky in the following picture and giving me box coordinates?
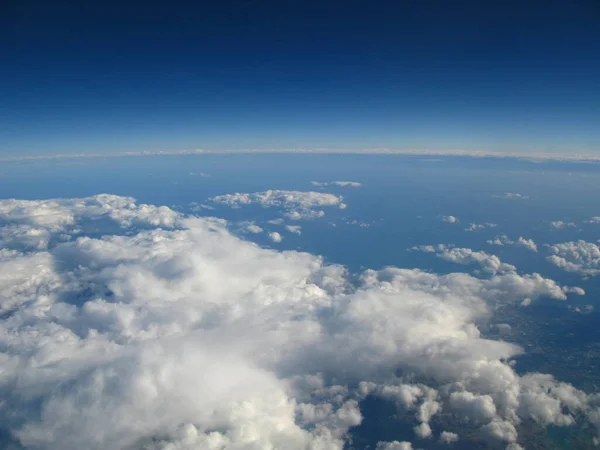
[1,0,599,156]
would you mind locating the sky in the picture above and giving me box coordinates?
[1,0,600,156]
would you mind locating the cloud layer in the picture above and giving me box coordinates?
[547,240,600,277]
[311,181,362,188]
[210,190,346,220]
[487,235,538,252]
[0,195,598,450]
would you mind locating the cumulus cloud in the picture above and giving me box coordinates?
[437,247,517,274]
[585,217,600,224]
[410,244,582,299]
[189,202,215,212]
[413,422,432,439]
[311,181,362,187]
[551,221,576,229]
[494,193,529,199]
[285,225,302,235]
[487,235,538,252]
[0,194,181,250]
[239,222,263,234]
[268,231,283,243]
[514,237,537,252]
[464,222,497,232]
[439,431,458,444]
[0,195,597,450]
[411,245,516,274]
[547,240,600,277]
[210,190,346,220]
[449,391,497,423]
[441,215,459,223]
[376,441,415,450]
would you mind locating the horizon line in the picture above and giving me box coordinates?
[2,148,600,163]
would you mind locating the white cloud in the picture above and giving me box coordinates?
[188,171,210,177]
[210,190,345,221]
[487,235,538,252]
[506,444,525,450]
[247,224,264,234]
[346,219,371,228]
[411,245,516,274]
[442,216,459,223]
[585,217,600,224]
[551,221,576,229]
[414,422,432,439]
[311,181,362,187]
[237,221,264,234]
[0,194,181,250]
[0,195,597,449]
[410,244,582,298]
[449,391,497,423]
[439,431,458,444]
[285,225,302,235]
[515,237,537,252]
[438,247,516,274]
[268,231,283,243]
[410,244,447,253]
[376,441,414,450]
[547,240,600,277]
[494,193,529,200]
[481,418,518,443]
[465,222,497,232]
[11,148,600,164]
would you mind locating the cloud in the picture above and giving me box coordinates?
[514,237,537,252]
[441,216,459,224]
[410,245,583,301]
[438,248,516,274]
[493,193,529,199]
[346,219,371,228]
[9,148,600,164]
[546,240,600,276]
[411,245,516,274]
[439,431,458,444]
[246,224,264,234]
[551,221,576,229]
[449,391,497,423]
[585,217,600,224]
[506,444,525,450]
[285,225,302,235]
[268,231,283,243]
[0,194,182,250]
[189,202,215,212]
[311,181,362,187]
[376,441,415,450]
[0,195,597,449]
[487,235,538,252]
[413,422,432,439]
[210,190,346,220]
[234,221,264,234]
[464,222,497,232]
